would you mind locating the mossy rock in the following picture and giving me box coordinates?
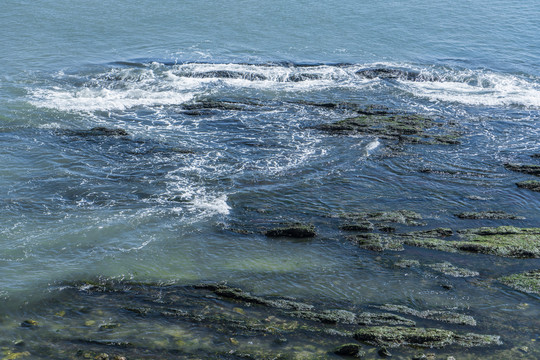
[404,226,540,258]
[428,262,479,278]
[340,221,374,232]
[504,163,540,176]
[351,233,404,252]
[354,326,500,348]
[455,211,524,220]
[499,269,540,295]
[265,223,316,238]
[394,259,421,268]
[341,210,424,226]
[516,180,540,192]
[379,304,476,326]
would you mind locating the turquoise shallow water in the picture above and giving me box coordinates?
[1,1,540,358]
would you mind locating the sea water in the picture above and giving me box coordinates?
[1,0,539,358]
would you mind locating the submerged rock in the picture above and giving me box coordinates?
[340,221,375,232]
[354,326,500,349]
[63,127,129,137]
[264,223,316,238]
[351,233,404,252]
[404,226,540,258]
[340,210,424,226]
[333,343,365,358]
[504,163,540,176]
[318,111,460,146]
[379,304,477,326]
[516,180,540,192]
[197,283,314,311]
[394,259,420,268]
[428,261,479,278]
[499,269,540,295]
[455,211,524,220]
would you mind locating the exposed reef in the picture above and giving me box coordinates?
[0,281,504,360]
[499,269,540,296]
[264,223,317,238]
[516,180,540,192]
[455,211,524,220]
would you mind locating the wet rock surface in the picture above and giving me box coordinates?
[504,163,540,176]
[264,223,317,238]
[499,269,540,296]
[455,211,524,220]
[0,281,508,360]
[317,111,461,145]
[516,180,540,192]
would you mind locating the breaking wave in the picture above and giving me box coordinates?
[28,61,540,112]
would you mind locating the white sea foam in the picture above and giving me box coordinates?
[28,62,540,113]
[398,69,540,108]
[191,194,231,215]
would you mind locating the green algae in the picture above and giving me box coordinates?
[379,304,477,326]
[499,269,540,296]
[427,262,479,278]
[403,226,540,258]
[351,233,404,252]
[394,259,421,268]
[354,326,501,349]
[265,223,316,238]
[504,163,540,176]
[456,211,525,220]
[341,210,424,226]
[516,180,540,192]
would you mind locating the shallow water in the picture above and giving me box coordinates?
[1,1,540,358]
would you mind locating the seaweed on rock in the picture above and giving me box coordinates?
[499,269,540,296]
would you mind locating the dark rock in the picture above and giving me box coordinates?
[378,347,392,357]
[334,343,365,357]
[189,70,267,81]
[21,320,39,328]
[64,127,129,137]
[317,112,461,146]
[340,221,374,232]
[264,223,316,238]
[504,163,540,176]
[181,100,245,111]
[516,180,540,192]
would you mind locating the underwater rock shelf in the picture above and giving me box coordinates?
[0,281,506,360]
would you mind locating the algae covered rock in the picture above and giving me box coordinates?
[455,211,524,220]
[504,163,540,176]
[264,223,316,238]
[394,259,420,268]
[516,180,540,192]
[499,269,540,295]
[404,226,540,258]
[354,326,500,348]
[379,304,476,326]
[456,226,540,258]
[351,233,404,252]
[428,262,479,278]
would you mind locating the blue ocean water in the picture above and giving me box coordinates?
[1,1,540,358]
